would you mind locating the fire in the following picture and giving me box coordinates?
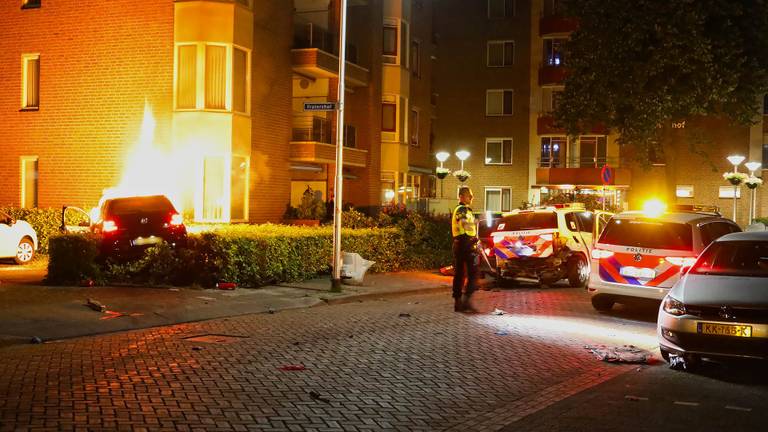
[92,101,184,221]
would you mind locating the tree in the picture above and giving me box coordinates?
[555,0,768,162]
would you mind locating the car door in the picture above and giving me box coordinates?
[593,211,614,241]
[61,206,92,234]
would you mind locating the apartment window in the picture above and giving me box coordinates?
[719,186,741,199]
[382,103,396,132]
[485,187,512,212]
[543,88,563,113]
[544,38,566,66]
[676,185,694,198]
[383,24,398,63]
[205,45,227,109]
[488,0,515,18]
[22,54,40,109]
[231,156,249,221]
[540,136,565,167]
[410,108,419,146]
[21,157,38,208]
[411,40,421,77]
[486,89,513,116]
[578,136,607,167]
[232,48,248,113]
[344,124,357,148]
[22,0,41,9]
[487,41,514,67]
[486,138,513,164]
[401,22,409,69]
[177,45,197,109]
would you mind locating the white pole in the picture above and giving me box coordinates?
[331,0,348,292]
[733,165,738,224]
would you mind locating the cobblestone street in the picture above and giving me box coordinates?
[0,287,657,431]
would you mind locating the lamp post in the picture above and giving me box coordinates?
[745,161,762,223]
[435,151,450,198]
[727,155,745,224]
[455,150,470,171]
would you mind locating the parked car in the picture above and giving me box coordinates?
[63,195,187,259]
[658,231,768,364]
[588,206,740,311]
[0,210,38,264]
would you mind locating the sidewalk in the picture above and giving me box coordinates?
[0,270,494,347]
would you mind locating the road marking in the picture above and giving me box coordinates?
[624,395,648,401]
[725,405,752,412]
[673,401,700,407]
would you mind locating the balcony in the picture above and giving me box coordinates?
[291,19,369,87]
[539,64,569,86]
[539,15,579,36]
[536,157,631,187]
[290,115,367,167]
[537,114,607,135]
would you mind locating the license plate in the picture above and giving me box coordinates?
[697,322,752,338]
[619,266,656,279]
[131,236,161,246]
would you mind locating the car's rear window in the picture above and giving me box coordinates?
[599,219,693,251]
[690,241,768,278]
[497,212,558,231]
[105,196,175,215]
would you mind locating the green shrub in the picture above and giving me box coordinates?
[1,207,89,254]
[755,217,768,225]
[46,233,102,285]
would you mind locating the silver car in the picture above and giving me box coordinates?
[658,231,768,365]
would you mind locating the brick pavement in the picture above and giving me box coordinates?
[0,288,656,431]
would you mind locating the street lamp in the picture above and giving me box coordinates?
[727,155,745,223]
[745,161,762,223]
[435,151,450,198]
[455,150,470,170]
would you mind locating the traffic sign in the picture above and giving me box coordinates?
[600,164,614,185]
[303,102,337,111]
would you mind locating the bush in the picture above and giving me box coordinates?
[754,217,768,226]
[1,207,89,254]
[46,233,102,285]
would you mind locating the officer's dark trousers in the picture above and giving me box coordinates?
[452,236,478,299]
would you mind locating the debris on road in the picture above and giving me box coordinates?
[191,346,204,351]
[85,299,106,312]
[268,308,276,314]
[309,391,330,403]
[216,282,237,290]
[279,364,306,371]
[30,336,42,344]
[399,313,411,318]
[79,279,95,287]
[491,308,506,315]
[585,344,654,364]
[168,288,180,292]
[196,296,216,301]
[100,310,143,321]
[624,395,649,401]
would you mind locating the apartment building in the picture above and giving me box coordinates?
[1,0,437,222]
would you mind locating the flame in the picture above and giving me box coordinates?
[92,101,184,221]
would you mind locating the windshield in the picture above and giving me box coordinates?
[497,212,557,231]
[690,241,768,278]
[599,219,693,251]
[105,196,175,216]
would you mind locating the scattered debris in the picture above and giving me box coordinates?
[268,308,276,314]
[292,341,301,346]
[30,336,43,344]
[79,279,95,287]
[196,296,216,301]
[279,364,306,371]
[668,353,690,370]
[100,310,143,321]
[673,401,700,407]
[309,391,330,403]
[491,308,506,316]
[495,330,509,336]
[624,395,649,402]
[725,405,752,412]
[439,265,454,276]
[85,298,107,312]
[398,313,411,318]
[586,345,655,364]
[216,282,237,290]
[168,288,180,292]
[191,346,204,351]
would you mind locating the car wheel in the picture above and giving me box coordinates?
[15,238,35,265]
[567,255,589,288]
[591,294,615,312]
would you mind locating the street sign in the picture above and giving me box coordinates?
[600,164,614,185]
[303,102,337,111]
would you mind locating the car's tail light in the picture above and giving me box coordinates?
[665,256,697,267]
[169,213,184,226]
[591,248,614,259]
[102,220,118,233]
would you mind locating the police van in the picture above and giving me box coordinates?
[492,203,612,287]
[588,204,740,311]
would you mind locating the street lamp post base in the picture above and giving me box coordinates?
[330,278,343,292]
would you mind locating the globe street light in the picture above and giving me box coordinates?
[727,155,745,223]
[435,151,450,197]
[745,161,762,223]
[455,150,470,171]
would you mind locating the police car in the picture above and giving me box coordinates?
[588,203,740,311]
[492,203,612,287]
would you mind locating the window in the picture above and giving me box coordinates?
[699,222,740,248]
[203,157,226,221]
[430,92,438,106]
[485,188,512,212]
[205,45,227,109]
[203,156,249,222]
[409,108,419,146]
[231,156,249,221]
[382,103,397,132]
[487,41,514,67]
[600,220,693,251]
[578,136,607,167]
[383,24,398,63]
[690,241,768,278]
[176,45,197,109]
[488,0,515,18]
[543,88,562,113]
[411,40,421,77]
[540,136,565,167]
[544,38,566,66]
[565,212,593,232]
[486,89,513,116]
[676,185,694,198]
[21,157,38,208]
[22,0,41,9]
[344,124,357,148]
[719,186,741,199]
[485,138,513,164]
[401,22,409,69]
[232,48,248,113]
[22,54,39,109]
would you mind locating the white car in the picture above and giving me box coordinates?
[0,210,38,264]
[658,231,768,365]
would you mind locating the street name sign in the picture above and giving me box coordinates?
[304,102,337,111]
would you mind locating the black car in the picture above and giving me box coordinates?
[63,195,187,259]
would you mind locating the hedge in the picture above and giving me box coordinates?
[47,215,453,287]
[1,207,89,254]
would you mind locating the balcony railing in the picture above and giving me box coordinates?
[292,115,331,144]
[538,156,619,168]
[293,17,338,56]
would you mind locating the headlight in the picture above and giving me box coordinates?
[662,295,686,316]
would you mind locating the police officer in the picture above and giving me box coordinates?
[451,186,479,312]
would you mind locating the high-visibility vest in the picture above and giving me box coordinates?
[451,204,477,238]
